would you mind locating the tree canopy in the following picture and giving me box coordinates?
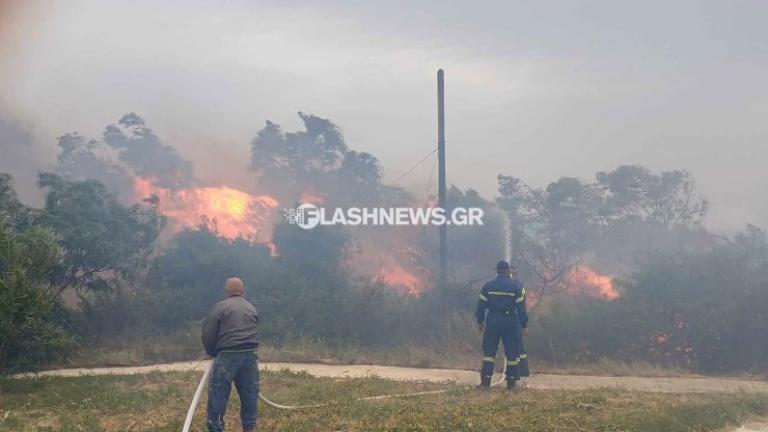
[497,165,711,306]
[37,173,162,293]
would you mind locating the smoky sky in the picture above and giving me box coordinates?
[1,0,767,232]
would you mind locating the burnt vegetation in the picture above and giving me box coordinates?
[1,113,766,374]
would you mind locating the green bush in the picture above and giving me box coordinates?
[0,224,74,372]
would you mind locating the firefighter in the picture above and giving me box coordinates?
[475,261,528,390]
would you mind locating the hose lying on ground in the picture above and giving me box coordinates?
[181,360,213,432]
[182,361,515,429]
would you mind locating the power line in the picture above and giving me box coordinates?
[425,156,438,204]
[389,147,438,186]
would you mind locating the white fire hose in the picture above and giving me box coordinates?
[181,360,514,431]
[181,358,333,431]
[181,360,212,432]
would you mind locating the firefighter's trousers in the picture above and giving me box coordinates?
[480,313,520,381]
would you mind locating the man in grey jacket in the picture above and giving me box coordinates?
[202,278,260,432]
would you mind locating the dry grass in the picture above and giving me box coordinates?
[54,330,697,379]
[57,331,202,369]
[2,370,768,432]
[534,357,695,378]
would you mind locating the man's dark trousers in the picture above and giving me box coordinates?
[207,351,259,432]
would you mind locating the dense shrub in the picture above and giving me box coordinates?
[0,224,74,372]
[532,226,768,373]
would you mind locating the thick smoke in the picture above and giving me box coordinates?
[53,113,197,202]
[55,132,134,201]
[103,113,194,189]
[249,112,350,201]
[0,114,50,204]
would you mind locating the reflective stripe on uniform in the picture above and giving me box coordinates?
[478,294,488,301]
[488,291,515,296]
[482,356,495,362]
[511,354,527,363]
[516,295,525,303]
[506,359,519,366]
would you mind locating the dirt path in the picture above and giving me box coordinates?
[732,422,768,432]
[15,360,768,394]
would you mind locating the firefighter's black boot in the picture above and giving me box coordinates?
[477,375,491,390]
[506,378,517,392]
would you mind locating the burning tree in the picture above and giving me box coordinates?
[54,113,284,246]
[52,112,432,297]
[250,113,430,292]
[537,225,768,373]
[102,113,194,189]
[496,175,606,307]
[133,177,279,243]
[496,166,709,307]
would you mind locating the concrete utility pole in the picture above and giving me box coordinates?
[437,69,447,285]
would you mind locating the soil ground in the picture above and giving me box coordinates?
[19,360,768,394]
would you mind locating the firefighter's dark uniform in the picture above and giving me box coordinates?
[475,274,528,386]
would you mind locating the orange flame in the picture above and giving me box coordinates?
[374,255,425,295]
[566,265,619,300]
[299,189,325,205]
[134,177,278,241]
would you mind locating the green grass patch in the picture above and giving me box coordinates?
[2,371,767,431]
